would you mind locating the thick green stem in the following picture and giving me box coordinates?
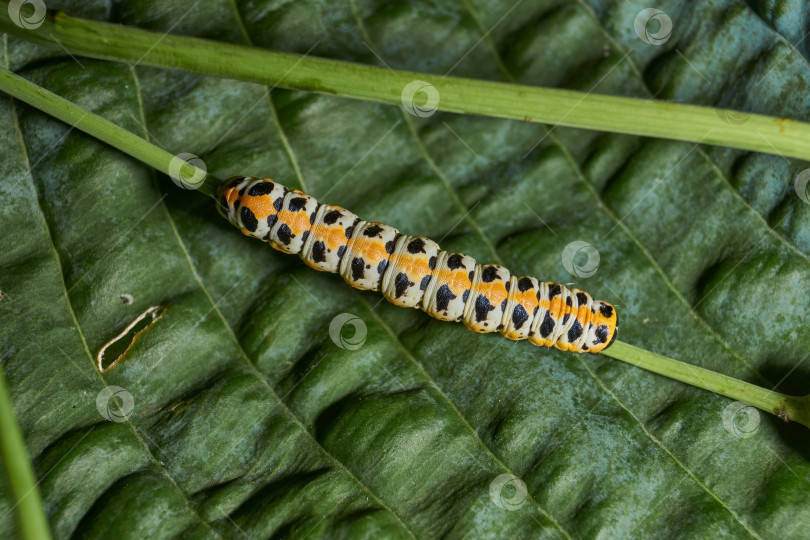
[0,364,52,540]
[0,67,807,430]
[2,6,810,161]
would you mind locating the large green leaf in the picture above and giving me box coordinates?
[1,0,809,537]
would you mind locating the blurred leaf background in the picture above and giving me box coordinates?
[1,0,809,537]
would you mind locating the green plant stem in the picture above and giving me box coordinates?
[1,8,810,161]
[601,341,809,427]
[0,68,216,197]
[0,364,52,540]
[0,67,807,430]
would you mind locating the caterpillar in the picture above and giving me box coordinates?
[217,176,618,353]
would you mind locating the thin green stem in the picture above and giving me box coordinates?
[0,68,216,197]
[0,24,807,431]
[601,341,809,428]
[0,364,52,540]
[1,6,810,161]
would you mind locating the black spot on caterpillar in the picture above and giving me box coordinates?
[447,254,463,269]
[436,284,456,311]
[312,241,326,263]
[539,313,555,338]
[518,277,533,292]
[481,266,498,282]
[512,304,529,329]
[277,224,293,244]
[352,257,365,281]
[288,197,307,211]
[323,210,341,224]
[365,224,383,236]
[475,295,495,322]
[241,206,258,232]
[248,182,275,196]
[408,238,425,253]
[394,272,411,298]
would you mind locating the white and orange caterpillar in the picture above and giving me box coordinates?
[217,176,618,353]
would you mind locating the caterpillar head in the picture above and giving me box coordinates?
[217,176,289,241]
[216,176,250,224]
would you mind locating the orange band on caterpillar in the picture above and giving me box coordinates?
[217,176,618,353]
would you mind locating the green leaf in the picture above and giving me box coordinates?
[1,1,809,538]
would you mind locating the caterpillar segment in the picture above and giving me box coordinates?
[217,176,618,353]
[464,264,510,334]
[422,252,475,322]
[339,221,399,291]
[302,204,359,273]
[381,235,441,308]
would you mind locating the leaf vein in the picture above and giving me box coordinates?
[5,59,221,539]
